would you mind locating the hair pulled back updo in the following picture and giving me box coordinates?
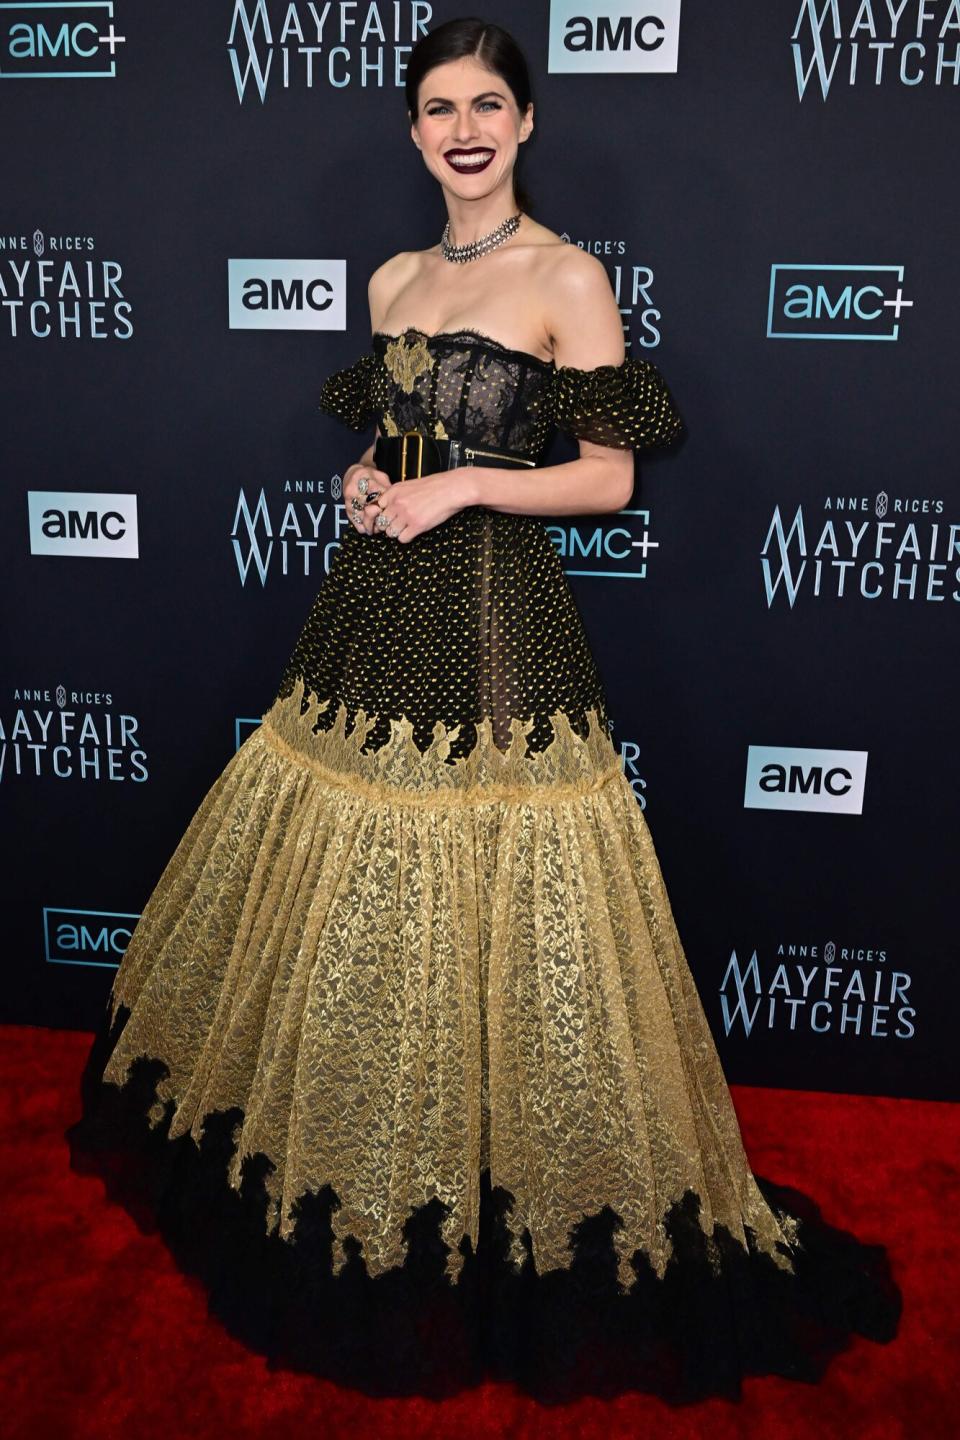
[404,17,535,214]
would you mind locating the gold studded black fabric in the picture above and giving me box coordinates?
[316,348,380,431]
[276,493,609,759]
[552,355,685,450]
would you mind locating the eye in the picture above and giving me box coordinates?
[425,101,503,116]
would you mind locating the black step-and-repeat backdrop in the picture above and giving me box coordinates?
[3,3,957,1102]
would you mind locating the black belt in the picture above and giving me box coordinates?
[374,432,537,484]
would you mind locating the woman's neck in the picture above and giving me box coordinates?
[442,193,521,247]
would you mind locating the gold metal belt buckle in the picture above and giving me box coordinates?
[399,430,424,482]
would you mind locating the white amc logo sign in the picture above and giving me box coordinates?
[548,0,681,74]
[28,491,139,558]
[228,259,346,332]
[744,744,869,815]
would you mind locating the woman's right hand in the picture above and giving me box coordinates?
[343,460,393,537]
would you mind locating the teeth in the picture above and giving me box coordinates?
[448,152,493,167]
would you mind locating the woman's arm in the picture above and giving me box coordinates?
[460,250,635,516]
[458,443,633,517]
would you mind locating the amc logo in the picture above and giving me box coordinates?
[766,264,913,341]
[43,907,139,968]
[744,745,868,815]
[228,259,346,331]
[547,509,659,579]
[28,491,139,558]
[0,2,126,80]
[548,1,681,73]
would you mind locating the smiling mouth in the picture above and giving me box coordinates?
[444,148,495,174]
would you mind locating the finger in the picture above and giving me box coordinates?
[346,465,388,504]
[356,478,391,518]
[364,503,388,537]
[364,476,392,505]
[348,486,375,534]
[345,478,367,510]
[356,470,391,499]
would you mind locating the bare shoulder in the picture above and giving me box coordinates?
[538,242,623,367]
[367,250,423,329]
[542,241,614,303]
[519,224,615,314]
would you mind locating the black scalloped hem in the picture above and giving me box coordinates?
[66,1003,903,1404]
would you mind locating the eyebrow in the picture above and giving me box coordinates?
[422,90,507,105]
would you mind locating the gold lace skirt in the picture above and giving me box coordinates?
[101,675,800,1292]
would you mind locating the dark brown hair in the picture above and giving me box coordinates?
[405,17,535,214]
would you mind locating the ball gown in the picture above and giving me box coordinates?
[69,324,902,1400]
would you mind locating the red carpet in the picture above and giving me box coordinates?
[1,1023,956,1439]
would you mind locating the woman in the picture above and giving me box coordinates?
[70,17,901,1402]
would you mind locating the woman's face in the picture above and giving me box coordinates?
[410,55,533,203]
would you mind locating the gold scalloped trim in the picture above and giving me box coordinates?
[260,676,623,805]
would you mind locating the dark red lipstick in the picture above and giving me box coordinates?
[444,147,495,174]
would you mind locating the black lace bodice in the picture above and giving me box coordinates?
[317,326,685,458]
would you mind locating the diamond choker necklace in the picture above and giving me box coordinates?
[440,212,522,264]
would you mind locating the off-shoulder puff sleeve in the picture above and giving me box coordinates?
[317,351,378,431]
[553,354,684,452]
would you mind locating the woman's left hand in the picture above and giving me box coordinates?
[363,469,478,543]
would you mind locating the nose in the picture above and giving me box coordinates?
[450,107,481,144]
